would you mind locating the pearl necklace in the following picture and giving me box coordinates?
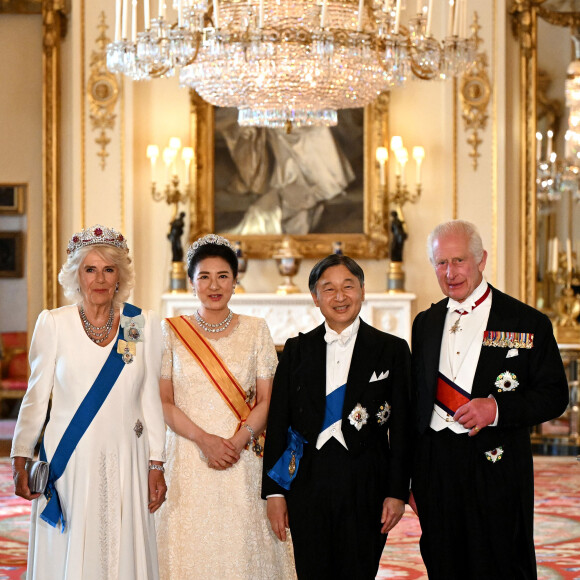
[79,305,114,344]
[194,310,233,333]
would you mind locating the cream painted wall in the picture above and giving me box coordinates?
[0,15,43,337]
[18,0,520,329]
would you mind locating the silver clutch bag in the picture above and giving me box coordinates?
[25,460,49,494]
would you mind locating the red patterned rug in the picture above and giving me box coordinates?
[0,457,578,579]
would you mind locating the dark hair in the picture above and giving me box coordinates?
[187,243,239,280]
[308,254,365,293]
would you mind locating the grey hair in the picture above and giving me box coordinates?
[427,220,485,265]
[58,245,135,308]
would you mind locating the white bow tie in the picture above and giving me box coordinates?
[324,329,353,345]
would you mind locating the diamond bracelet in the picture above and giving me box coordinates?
[149,464,165,472]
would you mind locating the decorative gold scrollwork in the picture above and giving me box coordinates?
[87,12,119,170]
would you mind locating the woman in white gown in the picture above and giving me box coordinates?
[11,225,167,580]
[156,234,296,579]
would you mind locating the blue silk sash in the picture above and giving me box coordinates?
[267,426,308,491]
[39,303,141,531]
[320,383,347,432]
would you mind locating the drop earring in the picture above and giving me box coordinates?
[115,282,119,293]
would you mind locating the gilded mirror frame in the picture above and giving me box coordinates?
[1,1,63,308]
[510,0,580,306]
[188,91,391,259]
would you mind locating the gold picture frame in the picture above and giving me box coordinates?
[0,184,26,215]
[188,91,391,259]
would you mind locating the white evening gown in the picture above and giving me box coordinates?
[11,305,166,580]
[156,315,296,580]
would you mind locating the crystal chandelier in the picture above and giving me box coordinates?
[107,0,475,128]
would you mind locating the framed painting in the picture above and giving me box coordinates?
[0,232,24,278]
[0,184,26,215]
[188,91,391,259]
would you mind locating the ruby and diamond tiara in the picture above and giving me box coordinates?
[67,225,129,255]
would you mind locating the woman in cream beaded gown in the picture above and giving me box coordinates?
[156,234,295,580]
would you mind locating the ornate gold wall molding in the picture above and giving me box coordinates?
[42,0,67,309]
[460,13,491,171]
[87,11,119,171]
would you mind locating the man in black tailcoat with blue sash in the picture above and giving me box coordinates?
[411,220,569,579]
[262,254,412,579]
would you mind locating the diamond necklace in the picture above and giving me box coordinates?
[194,309,233,333]
[79,305,114,344]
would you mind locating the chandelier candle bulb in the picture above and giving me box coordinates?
[452,0,459,36]
[426,0,433,36]
[115,0,122,41]
[447,0,454,37]
[131,0,137,42]
[122,0,128,39]
[213,0,219,28]
[536,132,543,162]
[159,0,166,19]
[394,0,401,35]
[416,0,422,14]
[320,0,328,29]
[144,0,150,30]
[357,0,364,32]
[547,130,553,158]
[177,0,183,27]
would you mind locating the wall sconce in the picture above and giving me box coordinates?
[147,137,194,292]
[376,137,424,293]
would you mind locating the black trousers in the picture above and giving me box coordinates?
[286,439,387,580]
[412,428,537,580]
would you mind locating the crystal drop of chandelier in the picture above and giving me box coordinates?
[107,0,476,128]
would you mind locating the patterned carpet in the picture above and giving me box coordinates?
[0,457,578,579]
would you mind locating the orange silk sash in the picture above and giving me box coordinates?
[166,315,252,423]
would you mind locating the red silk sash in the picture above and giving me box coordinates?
[435,372,471,416]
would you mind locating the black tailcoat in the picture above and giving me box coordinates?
[262,319,412,579]
[411,286,569,579]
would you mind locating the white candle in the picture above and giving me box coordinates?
[147,144,159,182]
[447,0,454,37]
[321,0,328,29]
[394,0,401,35]
[213,0,220,28]
[357,0,364,32]
[426,0,433,36]
[158,0,165,19]
[547,130,553,158]
[182,147,194,185]
[144,0,150,30]
[416,0,422,14]
[536,132,543,162]
[413,146,425,184]
[115,0,122,42]
[122,0,128,39]
[452,0,459,36]
[376,147,388,187]
[131,0,137,42]
[259,0,264,28]
[178,0,183,27]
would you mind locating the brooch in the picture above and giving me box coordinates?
[376,401,391,425]
[121,314,145,342]
[495,371,519,392]
[117,339,136,364]
[484,446,504,462]
[134,419,143,438]
[348,403,368,431]
[483,331,533,349]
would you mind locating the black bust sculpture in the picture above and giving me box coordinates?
[168,211,186,263]
[390,210,407,263]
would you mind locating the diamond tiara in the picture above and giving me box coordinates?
[186,234,233,267]
[67,225,129,255]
